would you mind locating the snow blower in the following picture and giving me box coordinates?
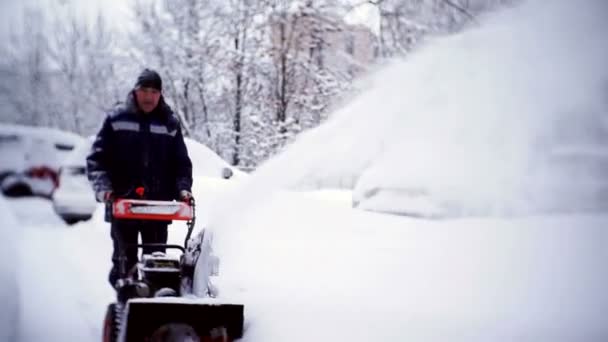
[102,198,244,342]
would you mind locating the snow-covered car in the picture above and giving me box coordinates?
[352,143,608,217]
[0,123,83,198]
[51,136,243,224]
[184,138,244,179]
[527,144,608,212]
[52,137,97,224]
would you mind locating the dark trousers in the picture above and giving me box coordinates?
[109,219,168,287]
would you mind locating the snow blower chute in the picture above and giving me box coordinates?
[102,198,244,342]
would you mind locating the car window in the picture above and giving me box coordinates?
[0,134,20,144]
[67,166,86,175]
[54,143,75,151]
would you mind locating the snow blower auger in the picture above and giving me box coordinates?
[102,197,244,342]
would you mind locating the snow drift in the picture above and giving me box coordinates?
[244,0,608,216]
[206,1,608,339]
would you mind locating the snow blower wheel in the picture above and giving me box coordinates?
[103,303,121,342]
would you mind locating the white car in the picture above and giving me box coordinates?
[0,123,83,198]
[52,136,243,224]
[352,143,608,217]
[52,137,98,224]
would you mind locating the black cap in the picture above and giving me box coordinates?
[135,68,162,91]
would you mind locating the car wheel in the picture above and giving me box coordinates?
[61,214,92,225]
[63,217,80,225]
[2,182,33,197]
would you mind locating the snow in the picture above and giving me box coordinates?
[2,0,608,341]
[6,197,114,341]
[61,135,95,167]
[0,195,19,341]
[205,0,608,340]
[0,123,84,173]
[185,138,246,179]
[255,0,608,217]
[349,0,608,216]
[4,187,608,341]
[0,174,240,341]
[213,192,608,341]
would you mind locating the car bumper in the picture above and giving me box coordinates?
[52,199,97,216]
[58,212,93,222]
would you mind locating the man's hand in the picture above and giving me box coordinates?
[179,190,193,202]
[96,190,114,203]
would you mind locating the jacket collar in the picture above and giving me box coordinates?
[125,90,172,119]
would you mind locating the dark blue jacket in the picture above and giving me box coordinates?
[86,92,192,201]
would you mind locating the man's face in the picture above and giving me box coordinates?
[135,87,161,113]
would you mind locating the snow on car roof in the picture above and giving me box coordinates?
[185,138,244,178]
[0,123,83,145]
[0,123,84,172]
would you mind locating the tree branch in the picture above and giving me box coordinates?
[441,0,477,23]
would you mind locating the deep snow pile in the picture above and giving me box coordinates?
[212,191,608,342]
[247,0,608,216]
[202,1,608,341]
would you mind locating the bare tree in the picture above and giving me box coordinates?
[0,3,124,135]
[212,0,264,166]
[1,9,51,127]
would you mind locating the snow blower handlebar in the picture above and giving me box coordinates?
[112,199,194,221]
[110,198,196,248]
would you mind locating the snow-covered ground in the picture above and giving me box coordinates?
[9,197,113,341]
[214,191,608,341]
[2,0,608,341]
[3,186,607,341]
[0,176,240,342]
[0,195,20,341]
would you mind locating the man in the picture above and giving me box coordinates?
[87,69,193,287]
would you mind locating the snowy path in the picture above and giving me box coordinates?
[214,190,608,342]
[9,198,113,342]
[3,179,236,342]
[3,193,608,341]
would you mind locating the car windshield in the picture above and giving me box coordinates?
[54,143,75,151]
[65,166,86,176]
[0,134,20,144]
